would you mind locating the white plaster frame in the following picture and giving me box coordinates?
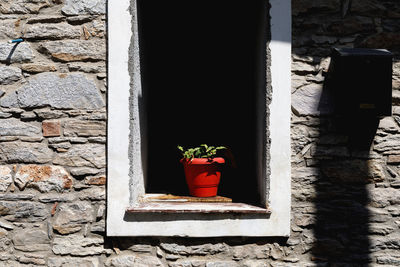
[107,0,291,237]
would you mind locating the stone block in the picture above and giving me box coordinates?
[13,228,50,252]
[63,119,106,137]
[0,201,50,222]
[38,193,76,203]
[1,73,105,110]
[26,15,65,24]
[376,254,400,265]
[374,135,400,152]
[42,121,61,137]
[35,109,66,119]
[14,165,73,192]
[62,0,106,15]
[78,187,105,201]
[52,234,104,256]
[105,253,164,267]
[369,188,400,208]
[53,202,94,234]
[69,167,100,176]
[0,142,53,164]
[23,23,81,40]
[0,66,22,85]
[388,155,400,164]
[0,166,12,192]
[0,0,50,14]
[0,20,18,39]
[14,254,46,265]
[206,262,239,267]
[159,243,228,256]
[68,63,106,75]
[0,118,41,137]
[369,223,396,235]
[0,42,34,63]
[0,193,34,201]
[66,15,94,24]
[48,257,100,267]
[84,175,106,185]
[291,84,333,116]
[40,40,106,62]
[292,61,316,74]
[53,144,105,168]
[21,63,57,73]
[49,142,72,152]
[0,219,14,230]
[321,159,385,183]
[242,261,269,267]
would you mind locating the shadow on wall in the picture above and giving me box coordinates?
[312,79,379,264]
[292,0,400,264]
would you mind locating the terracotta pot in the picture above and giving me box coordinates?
[181,157,225,197]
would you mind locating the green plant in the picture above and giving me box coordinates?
[177,144,226,160]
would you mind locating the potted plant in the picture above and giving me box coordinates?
[178,144,226,197]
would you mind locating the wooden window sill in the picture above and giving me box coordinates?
[126,194,271,214]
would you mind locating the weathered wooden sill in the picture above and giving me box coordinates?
[126,194,271,214]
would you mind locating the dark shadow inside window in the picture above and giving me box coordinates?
[137,0,269,205]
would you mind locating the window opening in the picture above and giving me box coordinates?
[137,0,269,207]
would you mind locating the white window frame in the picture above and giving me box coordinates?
[107,0,291,237]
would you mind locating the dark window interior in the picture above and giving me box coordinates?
[137,0,268,205]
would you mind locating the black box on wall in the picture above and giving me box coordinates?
[329,48,393,117]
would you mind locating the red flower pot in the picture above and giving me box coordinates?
[181,157,225,197]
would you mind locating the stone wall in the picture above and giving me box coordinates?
[0,0,399,266]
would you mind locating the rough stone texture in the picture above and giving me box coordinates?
[53,144,105,168]
[0,20,18,39]
[0,0,51,14]
[0,201,49,222]
[0,118,41,137]
[70,167,101,176]
[0,219,14,230]
[40,40,106,62]
[42,121,61,137]
[14,165,73,192]
[48,257,100,267]
[63,119,106,137]
[0,66,22,85]
[52,235,105,256]
[62,0,106,15]
[67,62,106,73]
[105,253,164,267]
[13,228,50,252]
[0,73,105,109]
[0,142,53,164]
[84,175,106,185]
[21,63,57,73]
[23,23,81,40]
[291,84,333,116]
[105,254,136,267]
[0,166,12,192]
[0,42,34,63]
[53,202,94,234]
[26,15,65,24]
[79,187,105,201]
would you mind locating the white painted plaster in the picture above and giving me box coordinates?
[268,0,292,236]
[107,0,292,237]
[106,0,132,236]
